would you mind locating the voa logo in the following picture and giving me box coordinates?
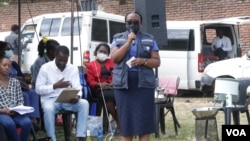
[226,129,246,136]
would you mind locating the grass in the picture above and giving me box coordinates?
[29,96,250,141]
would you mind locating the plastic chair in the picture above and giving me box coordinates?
[154,75,181,138]
[215,77,250,125]
[58,111,76,141]
[39,102,76,141]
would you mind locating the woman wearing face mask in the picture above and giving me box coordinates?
[111,11,161,141]
[86,43,120,134]
[0,41,40,131]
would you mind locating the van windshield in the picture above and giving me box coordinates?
[21,24,37,43]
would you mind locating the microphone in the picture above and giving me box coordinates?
[129,29,135,45]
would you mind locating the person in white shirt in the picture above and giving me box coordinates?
[35,45,89,141]
[211,29,232,60]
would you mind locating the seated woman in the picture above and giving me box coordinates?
[0,54,32,141]
[86,43,120,134]
[0,41,40,129]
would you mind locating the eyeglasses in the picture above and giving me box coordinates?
[126,21,139,25]
[5,48,13,50]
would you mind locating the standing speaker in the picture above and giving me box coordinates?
[134,0,167,47]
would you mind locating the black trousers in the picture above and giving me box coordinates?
[214,48,228,60]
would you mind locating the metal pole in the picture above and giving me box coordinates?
[18,0,21,66]
[70,0,74,64]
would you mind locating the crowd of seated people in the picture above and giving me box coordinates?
[0,38,119,140]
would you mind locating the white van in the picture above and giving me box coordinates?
[20,11,126,74]
[159,16,250,93]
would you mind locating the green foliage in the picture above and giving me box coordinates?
[0,2,8,6]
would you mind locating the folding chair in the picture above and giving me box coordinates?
[155,75,181,138]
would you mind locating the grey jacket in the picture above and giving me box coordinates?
[5,31,26,55]
[112,31,156,89]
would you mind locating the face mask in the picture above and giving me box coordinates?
[5,50,14,58]
[126,21,140,34]
[97,53,108,62]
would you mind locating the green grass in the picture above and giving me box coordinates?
[29,97,250,141]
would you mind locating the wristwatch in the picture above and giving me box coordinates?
[144,58,148,66]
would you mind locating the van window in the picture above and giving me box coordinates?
[161,29,194,51]
[40,18,61,37]
[80,0,97,11]
[61,17,83,36]
[109,21,126,43]
[91,19,126,43]
[91,18,108,42]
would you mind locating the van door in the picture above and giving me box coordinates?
[158,29,196,90]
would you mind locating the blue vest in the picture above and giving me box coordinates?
[112,31,156,89]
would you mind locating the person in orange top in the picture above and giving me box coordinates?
[86,43,120,134]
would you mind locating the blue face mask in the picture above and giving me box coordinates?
[5,50,14,58]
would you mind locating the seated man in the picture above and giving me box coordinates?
[211,28,232,60]
[35,45,89,141]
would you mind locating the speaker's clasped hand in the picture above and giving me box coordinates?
[53,78,71,89]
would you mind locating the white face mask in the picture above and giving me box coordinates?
[5,50,14,58]
[97,53,108,62]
